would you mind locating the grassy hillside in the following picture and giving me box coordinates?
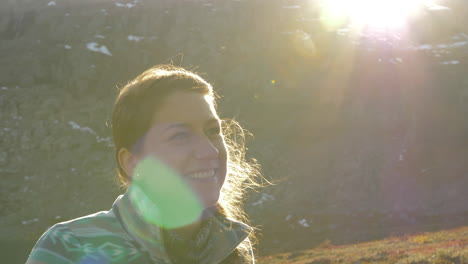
[1,0,468,261]
[259,226,468,264]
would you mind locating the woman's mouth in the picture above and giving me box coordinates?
[186,169,216,179]
[184,168,225,208]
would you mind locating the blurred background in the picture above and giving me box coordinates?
[0,0,467,262]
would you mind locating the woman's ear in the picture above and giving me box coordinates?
[118,148,137,179]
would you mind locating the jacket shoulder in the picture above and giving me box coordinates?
[26,210,146,264]
[58,210,129,240]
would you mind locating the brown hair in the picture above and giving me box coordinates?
[111,64,262,261]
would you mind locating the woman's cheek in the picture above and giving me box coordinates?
[152,144,192,172]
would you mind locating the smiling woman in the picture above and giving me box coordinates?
[26,65,262,264]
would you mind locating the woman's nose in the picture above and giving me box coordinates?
[194,136,219,159]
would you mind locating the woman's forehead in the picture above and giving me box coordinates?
[150,91,219,126]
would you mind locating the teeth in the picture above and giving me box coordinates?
[188,169,215,179]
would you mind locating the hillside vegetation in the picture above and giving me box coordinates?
[1,0,467,262]
[260,226,468,264]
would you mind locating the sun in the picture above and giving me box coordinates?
[319,0,428,30]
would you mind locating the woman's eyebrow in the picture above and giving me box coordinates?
[161,118,219,131]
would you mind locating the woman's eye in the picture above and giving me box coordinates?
[170,131,190,141]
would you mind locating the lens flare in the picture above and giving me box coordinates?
[319,0,426,30]
[128,156,203,229]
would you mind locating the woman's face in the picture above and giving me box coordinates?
[132,91,227,209]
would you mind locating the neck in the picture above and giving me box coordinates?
[171,220,202,240]
[166,206,218,240]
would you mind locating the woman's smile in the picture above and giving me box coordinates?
[186,168,216,179]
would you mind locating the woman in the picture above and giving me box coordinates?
[26,65,261,264]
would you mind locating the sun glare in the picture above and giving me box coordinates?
[320,0,428,30]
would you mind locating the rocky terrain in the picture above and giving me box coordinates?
[1,0,467,262]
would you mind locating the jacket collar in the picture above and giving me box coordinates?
[112,193,252,264]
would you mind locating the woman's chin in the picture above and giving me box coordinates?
[201,192,220,209]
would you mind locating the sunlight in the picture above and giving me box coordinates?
[319,0,428,30]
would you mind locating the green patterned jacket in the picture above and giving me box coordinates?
[26,194,253,264]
